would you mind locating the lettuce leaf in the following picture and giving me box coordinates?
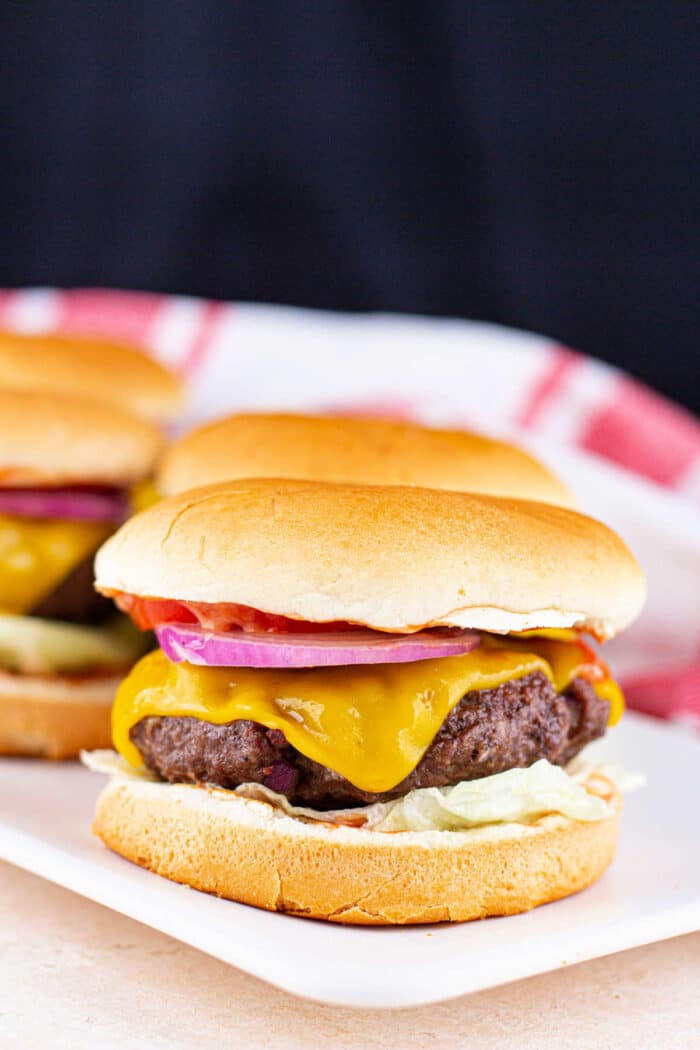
[81,748,158,780]
[0,614,149,674]
[83,751,617,832]
[361,760,612,831]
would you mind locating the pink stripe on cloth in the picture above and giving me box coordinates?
[622,664,700,726]
[54,289,167,347]
[579,376,700,487]
[180,300,228,379]
[0,290,18,323]
[515,346,581,428]
[324,398,422,421]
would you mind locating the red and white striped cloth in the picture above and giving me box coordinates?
[2,286,698,726]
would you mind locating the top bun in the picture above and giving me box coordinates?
[95,478,645,639]
[0,390,164,486]
[0,331,182,423]
[157,413,575,507]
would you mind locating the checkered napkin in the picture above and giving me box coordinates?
[2,287,698,726]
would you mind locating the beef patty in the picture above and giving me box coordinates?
[33,554,113,625]
[130,672,609,808]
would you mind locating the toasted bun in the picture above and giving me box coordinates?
[92,772,621,924]
[95,478,646,638]
[0,670,120,758]
[158,413,575,507]
[0,331,182,423]
[0,390,163,485]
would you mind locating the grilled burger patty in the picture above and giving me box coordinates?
[130,671,609,808]
[33,554,113,625]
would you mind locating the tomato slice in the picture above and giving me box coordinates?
[111,593,354,633]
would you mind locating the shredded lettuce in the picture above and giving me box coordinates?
[233,759,613,830]
[0,614,149,674]
[568,758,646,795]
[362,761,612,830]
[83,750,618,831]
[81,749,158,780]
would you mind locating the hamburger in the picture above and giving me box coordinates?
[0,389,165,757]
[157,412,575,506]
[89,478,645,924]
[0,330,182,424]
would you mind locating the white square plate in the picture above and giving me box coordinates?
[0,711,698,1007]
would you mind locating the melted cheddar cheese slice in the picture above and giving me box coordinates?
[113,636,624,793]
[129,478,161,514]
[0,513,112,614]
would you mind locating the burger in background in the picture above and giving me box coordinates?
[0,390,164,757]
[88,478,644,924]
[157,412,575,506]
[0,330,183,425]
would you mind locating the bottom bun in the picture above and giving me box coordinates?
[0,670,122,759]
[93,773,621,925]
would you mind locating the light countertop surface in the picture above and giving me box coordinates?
[2,860,698,1050]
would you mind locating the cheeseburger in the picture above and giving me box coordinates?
[0,390,164,757]
[89,479,645,924]
[0,330,182,424]
[157,412,575,506]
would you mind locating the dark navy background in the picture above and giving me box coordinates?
[1,3,698,410]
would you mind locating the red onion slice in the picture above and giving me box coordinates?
[0,487,128,522]
[156,622,481,668]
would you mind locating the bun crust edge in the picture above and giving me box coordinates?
[95,479,646,639]
[0,389,164,485]
[158,412,576,508]
[92,773,621,925]
[0,331,183,424]
[0,671,119,758]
